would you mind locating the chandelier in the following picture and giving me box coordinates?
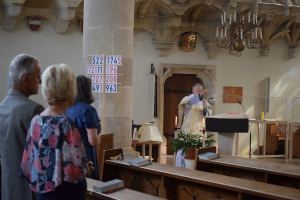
[216,3,263,57]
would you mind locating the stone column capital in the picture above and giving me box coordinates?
[202,42,222,59]
[152,39,176,57]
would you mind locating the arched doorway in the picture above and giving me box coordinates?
[164,74,202,154]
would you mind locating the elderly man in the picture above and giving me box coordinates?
[176,83,212,168]
[0,54,44,200]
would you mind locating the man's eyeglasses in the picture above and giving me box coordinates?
[22,74,42,81]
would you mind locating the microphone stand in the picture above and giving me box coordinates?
[238,100,252,159]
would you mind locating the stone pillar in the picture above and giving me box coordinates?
[83,0,137,155]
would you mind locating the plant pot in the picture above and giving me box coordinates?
[184,147,197,160]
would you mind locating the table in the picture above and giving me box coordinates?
[246,120,288,160]
[132,140,161,163]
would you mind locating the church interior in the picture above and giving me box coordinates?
[1,0,300,199]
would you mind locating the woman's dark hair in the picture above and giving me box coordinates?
[73,75,94,105]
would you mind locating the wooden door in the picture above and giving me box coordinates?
[164,74,202,154]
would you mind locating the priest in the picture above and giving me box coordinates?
[176,83,212,168]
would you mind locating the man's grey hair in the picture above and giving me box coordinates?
[192,83,203,90]
[9,54,39,87]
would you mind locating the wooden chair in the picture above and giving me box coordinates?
[97,133,114,181]
[265,124,279,154]
[292,128,300,158]
[100,148,123,181]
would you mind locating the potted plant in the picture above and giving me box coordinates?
[167,130,216,159]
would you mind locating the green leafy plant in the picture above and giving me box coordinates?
[167,130,216,156]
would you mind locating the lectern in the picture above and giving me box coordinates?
[206,113,248,155]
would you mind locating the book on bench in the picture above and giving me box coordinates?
[198,152,220,160]
[93,179,124,193]
[128,157,151,167]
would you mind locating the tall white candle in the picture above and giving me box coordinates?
[253,14,255,24]
[256,13,258,24]
[241,28,243,39]
[260,28,263,39]
[216,27,218,37]
[221,15,224,25]
[248,12,250,22]
[224,12,226,23]
[229,15,231,24]
[252,29,254,39]
[234,11,236,22]
[255,28,257,39]
[242,15,244,22]
[175,116,177,126]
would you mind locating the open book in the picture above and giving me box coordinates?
[198,152,220,160]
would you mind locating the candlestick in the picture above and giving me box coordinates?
[221,29,223,39]
[202,127,205,148]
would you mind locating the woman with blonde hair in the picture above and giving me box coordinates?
[20,64,93,200]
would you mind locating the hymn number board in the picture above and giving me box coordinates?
[87,55,122,93]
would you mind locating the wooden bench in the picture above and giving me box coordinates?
[101,149,300,200]
[86,178,164,200]
[194,150,300,190]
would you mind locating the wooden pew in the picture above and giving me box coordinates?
[194,150,300,190]
[86,178,164,200]
[101,149,300,200]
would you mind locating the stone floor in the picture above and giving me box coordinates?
[159,154,300,169]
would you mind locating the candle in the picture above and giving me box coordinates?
[260,29,263,39]
[216,27,218,38]
[253,14,255,24]
[234,11,236,22]
[224,29,226,38]
[175,116,177,128]
[256,13,258,24]
[229,15,231,24]
[242,15,244,22]
[248,12,250,22]
[255,27,257,39]
[241,28,243,39]
[224,12,226,23]
[252,29,254,39]
[221,15,224,25]
[203,118,205,128]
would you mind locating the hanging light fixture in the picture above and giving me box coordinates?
[216,2,263,57]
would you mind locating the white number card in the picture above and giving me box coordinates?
[87,66,103,74]
[92,56,104,65]
[105,84,117,93]
[92,84,103,93]
[105,75,117,83]
[106,66,117,74]
[106,56,121,65]
[92,75,103,83]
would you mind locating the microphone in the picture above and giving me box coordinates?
[237,99,242,105]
